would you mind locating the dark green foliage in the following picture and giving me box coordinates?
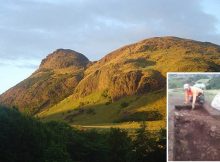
[86,108,96,115]
[105,101,112,105]
[106,129,132,162]
[186,75,209,84]
[169,82,177,89]
[78,108,85,114]
[146,111,163,120]
[68,129,109,162]
[0,107,72,162]
[120,102,129,108]
[168,77,186,88]
[0,107,166,162]
[131,122,166,162]
[207,77,220,89]
[116,111,163,122]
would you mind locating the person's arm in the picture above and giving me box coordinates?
[192,91,197,109]
[184,91,189,104]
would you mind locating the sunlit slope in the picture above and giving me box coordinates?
[38,37,220,126]
[72,37,220,102]
[38,89,166,126]
[1,36,220,128]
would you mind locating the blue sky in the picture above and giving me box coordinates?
[0,0,220,94]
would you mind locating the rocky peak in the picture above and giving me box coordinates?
[39,49,90,69]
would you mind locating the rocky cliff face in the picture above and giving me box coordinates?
[73,36,220,100]
[40,49,89,69]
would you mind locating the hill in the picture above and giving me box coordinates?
[73,36,220,100]
[38,37,220,126]
[1,36,220,127]
[0,49,90,114]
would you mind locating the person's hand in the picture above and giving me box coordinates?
[184,101,188,104]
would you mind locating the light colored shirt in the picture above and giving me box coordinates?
[185,86,203,108]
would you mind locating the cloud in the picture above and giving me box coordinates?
[0,0,220,94]
[0,0,220,62]
[0,59,39,69]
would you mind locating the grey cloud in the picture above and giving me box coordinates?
[0,0,220,62]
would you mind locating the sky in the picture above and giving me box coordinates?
[0,0,220,94]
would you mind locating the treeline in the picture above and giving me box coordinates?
[206,77,220,89]
[0,106,166,162]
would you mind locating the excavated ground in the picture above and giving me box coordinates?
[168,95,220,161]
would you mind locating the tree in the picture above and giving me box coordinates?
[132,122,157,162]
[107,128,132,162]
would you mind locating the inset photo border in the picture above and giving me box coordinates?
[167,72,220,162]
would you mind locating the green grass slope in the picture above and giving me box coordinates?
[38,89,166,130]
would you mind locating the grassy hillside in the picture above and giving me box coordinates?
[38,89,165,129]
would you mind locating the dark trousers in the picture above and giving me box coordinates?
[189,93,205,104]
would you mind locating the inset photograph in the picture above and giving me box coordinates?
[168,72,220,161]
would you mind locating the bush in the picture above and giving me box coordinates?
[120,102,129,108]
[106,128,132,162]
[79,102,85,107]
[169,83,177,89]
[116,111,163,122]
[86,108,96,115]
[101,89,109,98]
[146,111,163,121]
[131,122,166,162]
[105,101,112,105]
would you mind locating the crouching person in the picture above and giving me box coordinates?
[184,84,204,110]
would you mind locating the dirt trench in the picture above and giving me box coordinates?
[169,95,220,161]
